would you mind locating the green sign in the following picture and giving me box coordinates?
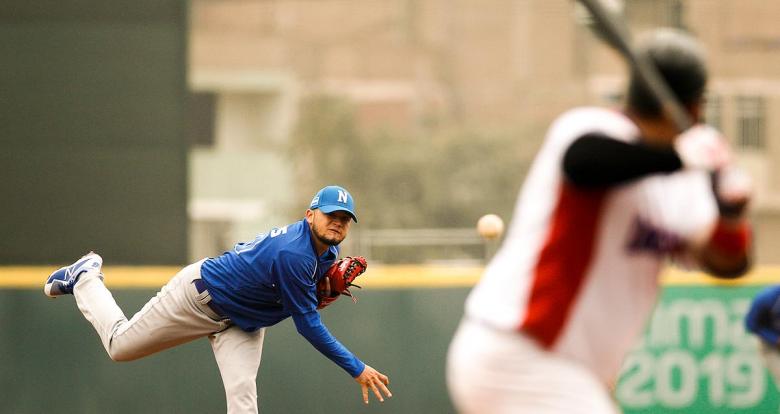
[616,285,780,413]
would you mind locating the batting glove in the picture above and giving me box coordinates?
[675,124,731,171]
[712,165,753,219]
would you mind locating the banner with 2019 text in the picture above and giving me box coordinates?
[617,285,780,413]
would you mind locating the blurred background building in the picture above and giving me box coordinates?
[3,0,778,265]
[188,0,780,264]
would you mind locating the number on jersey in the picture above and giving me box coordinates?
[234,226,288,254]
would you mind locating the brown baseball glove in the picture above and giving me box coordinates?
[317,256,368,309]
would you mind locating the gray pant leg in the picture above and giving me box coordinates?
[209,327,266,414]
[73,261,228,361]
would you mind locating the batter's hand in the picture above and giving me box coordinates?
[712,165,753,219]
[675,124,731,171]
[354,365,392,404]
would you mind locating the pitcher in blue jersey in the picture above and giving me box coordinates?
[44,185,392,413]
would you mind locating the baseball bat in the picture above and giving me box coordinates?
[578,0,755,227]
[576,0,693,132]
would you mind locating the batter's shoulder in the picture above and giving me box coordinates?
[554,106,629,128]
[549,106,638,145]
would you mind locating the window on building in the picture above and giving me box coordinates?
[736,96,765,150]
[704,93,722,131]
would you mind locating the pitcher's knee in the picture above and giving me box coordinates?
[107,343,143,362]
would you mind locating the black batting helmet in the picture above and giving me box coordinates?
[627,28,708,117]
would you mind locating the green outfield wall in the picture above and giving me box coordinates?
[4,266,780,413]
[4,288,462,414]
[0,1,188,265]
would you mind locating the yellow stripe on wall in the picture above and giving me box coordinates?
[0,266,181,289]
[3,265,780,289]
[660,267,780,286]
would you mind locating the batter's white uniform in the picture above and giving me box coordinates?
[447,107,719,414]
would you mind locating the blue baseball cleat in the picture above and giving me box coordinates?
[44,252,103,297]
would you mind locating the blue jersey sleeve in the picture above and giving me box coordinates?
[291,311,366,377]
[275,250,319,314]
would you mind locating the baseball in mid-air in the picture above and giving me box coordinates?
[477,214,504,240]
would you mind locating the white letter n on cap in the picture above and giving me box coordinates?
[338,190,348,203]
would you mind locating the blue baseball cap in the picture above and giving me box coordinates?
[309,185,358,222]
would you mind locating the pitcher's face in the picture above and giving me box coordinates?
[306,209,352,246]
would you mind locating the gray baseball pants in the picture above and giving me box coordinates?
[73,260,266,414]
